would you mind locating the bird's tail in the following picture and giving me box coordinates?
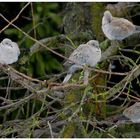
[63,73,72,83]
[135,25,140,32]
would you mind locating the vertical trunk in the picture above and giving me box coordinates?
[62,3,95,56]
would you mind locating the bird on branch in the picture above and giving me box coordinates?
[63,40,101,85]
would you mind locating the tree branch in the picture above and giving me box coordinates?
[106,64,140,99]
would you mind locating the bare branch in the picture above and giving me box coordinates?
[0,2,30,33]
[106,64,140,99]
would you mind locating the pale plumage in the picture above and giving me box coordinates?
[63,40,101,84]
[123,102,140,123]
[0,38,20,64]
[102,10,140,40]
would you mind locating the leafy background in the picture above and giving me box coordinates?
[0,2,140,138]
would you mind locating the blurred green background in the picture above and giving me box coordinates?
[1,2,64,78]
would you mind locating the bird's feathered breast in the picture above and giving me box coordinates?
[0,40,20,64]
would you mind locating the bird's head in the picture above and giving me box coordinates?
[103,10,112,24]
[87,40,99,49]
[1,38,13,47]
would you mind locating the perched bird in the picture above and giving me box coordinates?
[63,40,101,84]
[102,10,140,40]
[123,102,140,123]
[0,38,20,64]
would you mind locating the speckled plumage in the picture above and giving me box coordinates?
[63,40,101,84]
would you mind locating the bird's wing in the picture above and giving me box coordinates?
[84,46,101,67]
[69,44,86,60]
[63,44,86,66]
[111,17,135,33]
[68,44,88,65]
[12,42,20,56]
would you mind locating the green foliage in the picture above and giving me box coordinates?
[60,121,76,138]
[100,39,110,51]
[1,2,140,138]
[28,50,63,77]
[3,2,63,77]
[30,3,62,37]
[107,123,140,138]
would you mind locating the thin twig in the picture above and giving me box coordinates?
[47,121,54,138]
[68,87,88,121]
[0,14,73,63]
[0,2,30,33]
[7,65,42,83]
[30,2,37,39]
[0,92,35,111]
[0,14,129,77]
[82,120,115,138]
[106,64,140,99]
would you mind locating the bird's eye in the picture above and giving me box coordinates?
[6,43,13,47]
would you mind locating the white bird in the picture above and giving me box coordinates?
[0,38,20,64]
[102,10,140,40]
[63,40,101,84]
